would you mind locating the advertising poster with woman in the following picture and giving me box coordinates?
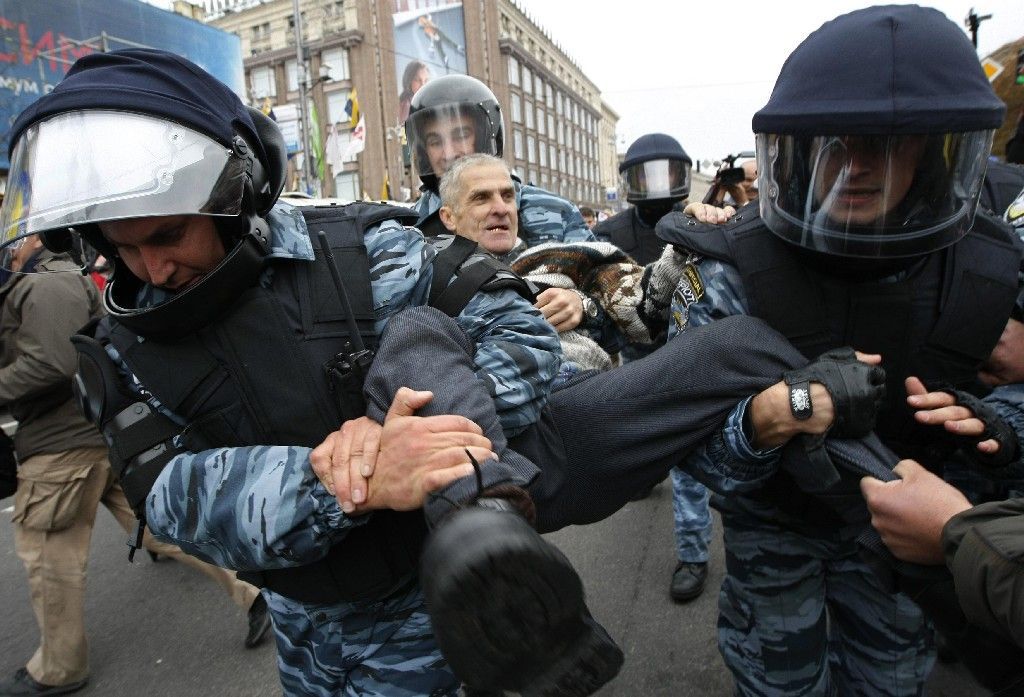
[392,0,468,125]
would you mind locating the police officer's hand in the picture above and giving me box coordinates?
[310,387,495,514]
[979,318,1024,387]
[535,287,584,332]
[683,202,736,224]
[860,459,971,564]
[906,376,1000,455]
[748,351,882,449]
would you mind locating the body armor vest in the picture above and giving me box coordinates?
[107,203,422,605]
[99,202,531,604]
[593,208,666,265]
[661,208,1021,527]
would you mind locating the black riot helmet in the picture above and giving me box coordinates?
[619,133,692,205]
[405,74,504,191]
[753,5,1004,259]
[0,49,288,340]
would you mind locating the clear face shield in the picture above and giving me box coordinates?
[757,130,993,258]
[405,103,499,181]
[622,159,691,203]
[0,110,246,274]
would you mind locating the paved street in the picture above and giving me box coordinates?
[1,480,983,696]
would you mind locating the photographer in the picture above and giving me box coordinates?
[706,155,758,208]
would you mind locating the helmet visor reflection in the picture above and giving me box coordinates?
[0,110,244,253]
[757,130,992,258]
[622,159,691,201]
[406,104,495,179]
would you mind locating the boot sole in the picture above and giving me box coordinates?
[421,507,623,696]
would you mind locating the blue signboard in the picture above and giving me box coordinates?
[0,0,243,169]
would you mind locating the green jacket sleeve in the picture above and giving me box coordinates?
[942,497,1024,649]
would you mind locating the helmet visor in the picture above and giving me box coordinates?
[622,159,691,202]
[757,130,992,258]
[405,103,499,180]
[0,110,245,272]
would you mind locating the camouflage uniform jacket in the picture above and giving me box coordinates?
[127,202,561,573]
[413,180,596,246]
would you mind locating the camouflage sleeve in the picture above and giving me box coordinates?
[147,446,363,571]
[365,219,435,334]
[517,184,597,246]
[457,288,563,437]
[667,258,783,488]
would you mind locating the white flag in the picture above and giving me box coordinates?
[344,115,366,159]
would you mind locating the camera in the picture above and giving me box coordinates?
[717,167,746,187]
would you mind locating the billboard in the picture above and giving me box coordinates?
[392,0,467,125]
[0,0,243,169]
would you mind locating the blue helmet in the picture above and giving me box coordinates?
[753,5,1004,259]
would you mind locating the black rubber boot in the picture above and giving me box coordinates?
[421,500,623,697]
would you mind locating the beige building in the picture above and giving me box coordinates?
[209,0,617,207]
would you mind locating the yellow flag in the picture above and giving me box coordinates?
[345,89,360,129]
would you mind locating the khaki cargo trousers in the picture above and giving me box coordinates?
[12,446,259,686]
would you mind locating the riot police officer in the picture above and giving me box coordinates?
[593,133,691,265]
[658,6,1024,695]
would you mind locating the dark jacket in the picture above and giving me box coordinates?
[943,497,1024,649]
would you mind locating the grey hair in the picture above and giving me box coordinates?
[438,153,511,212]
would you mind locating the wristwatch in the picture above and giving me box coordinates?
[573,289,599,321]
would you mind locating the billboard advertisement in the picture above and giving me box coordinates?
[0,0,243,170]
[392,0,467,125]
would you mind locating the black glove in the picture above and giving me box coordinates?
[931,385,1020,469]
[783,347,887,439]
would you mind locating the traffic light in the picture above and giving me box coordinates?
[1017,48,1024,85]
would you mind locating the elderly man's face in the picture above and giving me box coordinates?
[99,214,226,292]
[814,135,926,226]
[439,162,519,255]
[422,113,477,176]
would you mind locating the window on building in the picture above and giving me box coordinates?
[285,59,301,92]
[250,65,276,99]
[524,99,534,129]
[250,22,270,41]
[547,113,555,138]
[536,106,545,135]
[511,93,522,124]
[321,48,350,81]
[335,171,360,201]
[539,140,547,167]
[546,82,553,107]
[549,143,556,167]
[523,66,533,95]
[556,92,563,116]
[508,56,519,86]
[514,129,524,159]
[527,135,536,162]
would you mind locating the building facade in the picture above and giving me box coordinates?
[209,0,617,207]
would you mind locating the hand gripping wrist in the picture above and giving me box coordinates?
[783,347,887,438]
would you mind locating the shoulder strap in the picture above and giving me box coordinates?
[428,235,479,305]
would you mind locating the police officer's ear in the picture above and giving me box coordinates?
[439,205,459,233]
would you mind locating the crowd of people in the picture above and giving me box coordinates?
[1,4,1024,697]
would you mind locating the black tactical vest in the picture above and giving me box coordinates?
[102,202,532,604]
[660,208,1021,526]
[106,203,423,604]
[593,208,666,265]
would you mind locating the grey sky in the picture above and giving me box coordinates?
[514,1,1024,165]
